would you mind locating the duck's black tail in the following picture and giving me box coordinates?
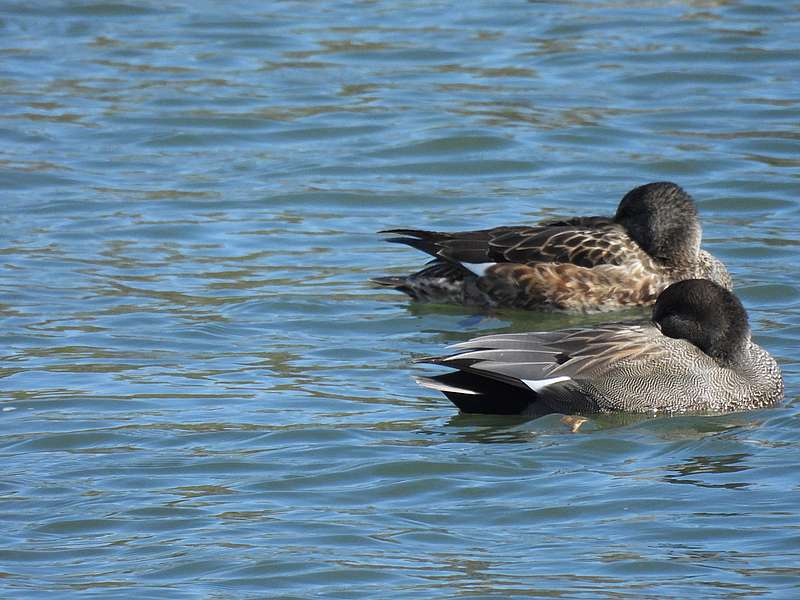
[370,275,421,300]
[416,372,542,415]
[371,275,407,288]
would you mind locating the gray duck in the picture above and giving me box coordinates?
[417,279,783,416]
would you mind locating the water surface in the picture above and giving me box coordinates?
[1,1,800,597]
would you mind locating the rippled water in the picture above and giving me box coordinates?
[2,1,800,597]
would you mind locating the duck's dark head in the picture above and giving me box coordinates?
[652,279,750,367]
[614,182,701,266]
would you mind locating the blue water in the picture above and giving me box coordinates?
[1,1,799,597]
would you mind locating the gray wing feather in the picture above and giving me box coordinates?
[436,322,665,383]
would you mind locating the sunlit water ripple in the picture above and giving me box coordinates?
[1,1,799,597]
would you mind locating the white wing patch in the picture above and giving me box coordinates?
[461,262,497,277]
[521,375,572,393]
[415,376,481,395]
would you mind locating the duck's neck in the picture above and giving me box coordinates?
[713,338,751,371]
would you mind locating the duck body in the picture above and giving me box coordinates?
[375,182,731,313]
[417,280,783,416]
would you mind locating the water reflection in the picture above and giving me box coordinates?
[662,453,751,489]
[2,0,800,597]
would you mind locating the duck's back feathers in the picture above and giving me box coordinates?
[382,221,641,269]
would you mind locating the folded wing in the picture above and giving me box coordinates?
[417,323,668,414]
[381,219,638,270]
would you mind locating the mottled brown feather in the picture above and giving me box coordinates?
[476,261,665,312]
[377,183,732,311]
